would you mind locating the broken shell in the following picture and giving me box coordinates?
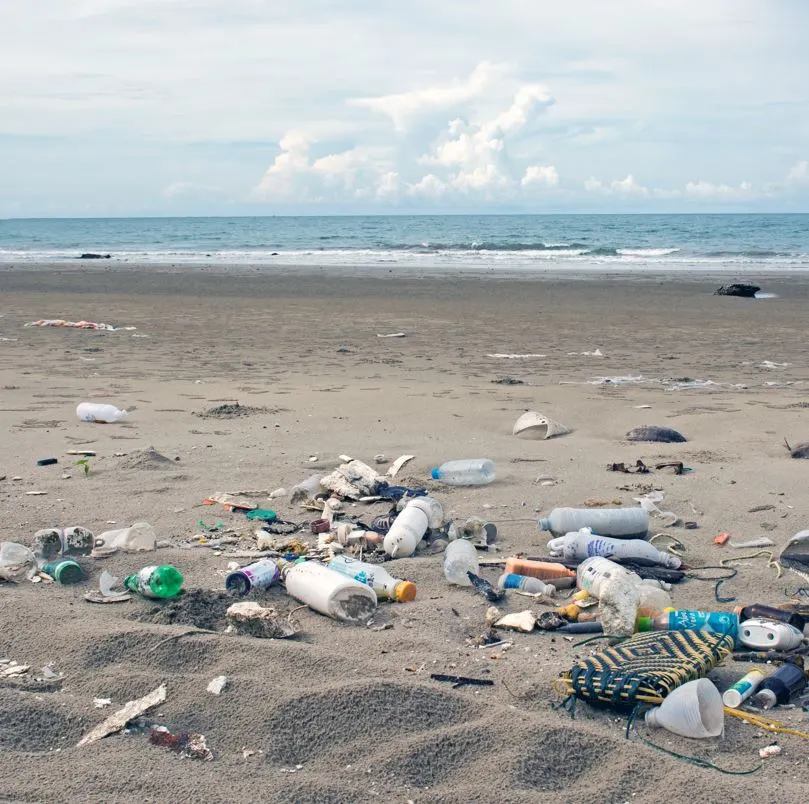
[494,610,538,633]
[512,411,570,440]
[207,675,228,695]
[626,425,687,443]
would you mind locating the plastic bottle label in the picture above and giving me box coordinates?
[668,610,737,636]
[586,538,616,558]
[241,561,280,589]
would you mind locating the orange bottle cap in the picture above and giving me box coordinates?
[394,581,417,603]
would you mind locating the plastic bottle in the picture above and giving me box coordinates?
[547,528,681,568]
[538,507,649,540]
[383,500,429,558]
[328,555,416,602]
[722,669,766,708]
[0,542,37,582]
[443,539,479,585]
[733,603,806,631]
[405,496,444,529]
[42,559,83,585]
[504,558,576,588]
[284,561,377,623]
[76,402,127,423]
[752,657,808,710]
[497,573,556,597]
[636,610,739,640]
[430,459,495,486]
[737,618,805,650]
[124,565,183,599]
[225,558,282,596]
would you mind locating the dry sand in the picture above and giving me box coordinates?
[1,266,809,802]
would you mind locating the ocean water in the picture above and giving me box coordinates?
[0,213,807,272]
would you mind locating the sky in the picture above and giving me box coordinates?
[1,0,808,217]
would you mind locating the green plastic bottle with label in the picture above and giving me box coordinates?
[124,565,183,599]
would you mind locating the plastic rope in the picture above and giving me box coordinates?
[724,707,809,740]
[649,532,686,555]
[684,565,738,603]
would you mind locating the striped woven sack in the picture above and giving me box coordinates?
[561,629,734,710]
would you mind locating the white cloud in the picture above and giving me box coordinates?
[684,179,753,199]
[786,160,809,186]
[409,174,447,198]
[522,165,559,187]
[584,174,648,196]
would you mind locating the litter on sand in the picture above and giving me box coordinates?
[25,319,136,331]
[77,683,167,747]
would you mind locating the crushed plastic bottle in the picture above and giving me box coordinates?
[0,542,37,582]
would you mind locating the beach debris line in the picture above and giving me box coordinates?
[77,683,167,747]
[26,318,134,330]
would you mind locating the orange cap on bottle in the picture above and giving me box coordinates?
[394,581,417,602]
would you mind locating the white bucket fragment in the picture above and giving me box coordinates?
[512,411,570,440]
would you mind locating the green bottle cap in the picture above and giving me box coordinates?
[636,616,653,632]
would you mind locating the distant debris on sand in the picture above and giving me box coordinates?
[715,283,760,298]
[78,253,111,259]
[195,402,272,419]
[117,447,174,470]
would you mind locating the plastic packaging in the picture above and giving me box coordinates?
[33,526,95,559]
[284,561,377,623]
[637,610,739,641]
[722,669,766,708]
[503,558,576,588]
[76,402,127,423]
[328,555,416,602]
[0,542,37,582]
[225,558,282,596]
[124,565,183,599]
[645,679,725,739]
[738,618,804,651]
[383,501,429,558]
[538,507,649,540]
[406,496,444,529]
[93,522,157,556]
[497,573,556,597]
[752,657,807,709]
[733,603,806,631]
[547,527,681,568]
[430,459,495,486]
[443,539,479,585]
[42,559,83,585]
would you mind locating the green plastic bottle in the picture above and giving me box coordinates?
[42,559,83,585]
[124,565,183,599]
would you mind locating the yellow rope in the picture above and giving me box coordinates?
[720,551,783,579]
[725,707,809,739]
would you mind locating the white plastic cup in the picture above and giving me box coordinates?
[76,402,127,423]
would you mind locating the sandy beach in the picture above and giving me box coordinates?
[2,265,809,803]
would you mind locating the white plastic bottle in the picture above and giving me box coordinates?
[284,561,377,623]
[443,539,479,586]
[538,507,649,539]
[547,528,681,568]
[431,459,495,486]
[76,402,128,423]
[327,555,416,602]
[383,501,429,558]
[405,496,444,529]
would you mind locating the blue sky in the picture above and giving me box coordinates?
[1,0,808,217]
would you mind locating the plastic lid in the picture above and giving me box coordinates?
[753,688,777,708]
[722,689,743,708]
[394,580,417,602]
[636,616,653,632]
[431,468,440,480]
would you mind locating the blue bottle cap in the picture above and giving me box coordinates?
[431,468,440,480]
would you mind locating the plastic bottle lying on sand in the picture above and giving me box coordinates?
[383,500,429,558]
[431,459,495,486]
[722,669,766,708]
[752,657,807,710]
[328,555,416,602]
[538,507,649,540]
[503,558,576,588]
[284,561,377,623]
[76,402,127,423]
[124,565,183,599]
[733,603,806,631]
[443,539,479,586]
[636,610,739,640]
[547,528,681,568]
[497,573,556,597]
[42,559,83,585]
[225,558,283,596]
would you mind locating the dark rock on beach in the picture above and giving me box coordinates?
[626,425,687,443]
[79,253,112,259]
[714,283,760,298]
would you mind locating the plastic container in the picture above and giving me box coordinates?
[42,559,83,585]
[225,558,282,596]
[645,679,724,739]
[722,669,766,708]
[383,501,429,558]
[93,522,157,556]
[497,572,556,596]
[637,610,739,641]
[504,558,576,588]
[733,603,806,631]
[538,507,649,540]
[737,618,805,650]
[124,565,183,599]
[328,555,416,602]
[33,526,95,559]
[430,459,495,486]
[752,658,807,709]
[443,539,479,586]
[76,402,127,423]
[0,542,37,582]
[284,561,377,623]
[406,496,444,529]
[547,528,681,568]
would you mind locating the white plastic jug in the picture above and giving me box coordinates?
[76,402,127,423]
[384,502,429,558]
[284,561,377,623]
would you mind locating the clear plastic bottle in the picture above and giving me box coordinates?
[443,539,479,585]
[547,528,681,568]
[431,459,495,486]
[124,565,183,599]
[538,507,649,539]
[328,555,416,602]
[225,558,282,596]
[497,572,556,596]
[76,402,127,423]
